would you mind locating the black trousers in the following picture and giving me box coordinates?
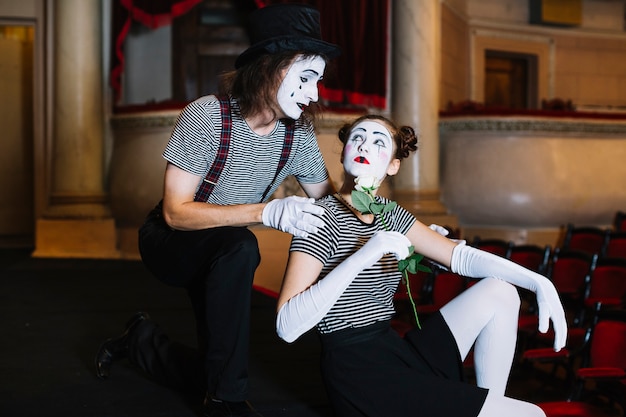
[134,202,261,402]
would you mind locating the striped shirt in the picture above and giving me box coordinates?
[163,95,328,204]
[290,194,416,334]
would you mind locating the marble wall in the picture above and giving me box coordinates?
[440,116,626,245]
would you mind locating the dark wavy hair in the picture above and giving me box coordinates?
[337,114,418,160]
[219,51,331,123]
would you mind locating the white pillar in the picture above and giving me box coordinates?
[34,0,119,258]
[51,0,105,211]
[391,0,450,220]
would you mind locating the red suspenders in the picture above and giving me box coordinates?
[194,96,294,203]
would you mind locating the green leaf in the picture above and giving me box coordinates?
[398,258,409,272]
[397,251,430,275]
[369,202,385,214]
[412,253,425,263]
[382,201,397,213]
[410,257,422,274]
[351,190,372,213]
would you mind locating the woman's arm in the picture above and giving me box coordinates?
[277,251,324,311]
[406,220,567,351]
[276,231,411,343]
[450,242,567,351]
[300,179,335,200]
[405,220,458,267]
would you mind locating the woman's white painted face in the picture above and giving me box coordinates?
[277,55,326,120]
[343,120,395,181]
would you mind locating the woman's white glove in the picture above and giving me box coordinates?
[451,241,567,351]
[277,231,410,343]
[429,224,449,236]
[262,196,325,238]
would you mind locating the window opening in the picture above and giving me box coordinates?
[484,50,538,109]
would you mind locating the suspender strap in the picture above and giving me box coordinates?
[194,96,294,203]
[194,96,232,202]
[260,121,294,201]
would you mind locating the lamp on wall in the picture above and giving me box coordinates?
[529,0,582,27]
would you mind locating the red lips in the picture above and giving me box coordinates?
[354,156,369,164]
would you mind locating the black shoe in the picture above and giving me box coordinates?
[203,395,263,417]
[95,312,150,379]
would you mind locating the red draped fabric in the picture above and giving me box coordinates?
[261,0,389,109]
[315,0,389,109]
[110,0,203,103]
[111,0,389,110]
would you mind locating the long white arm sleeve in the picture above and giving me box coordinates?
[451,241,567,351]
[276,231,410,343]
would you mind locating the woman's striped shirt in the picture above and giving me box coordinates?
[290,194,417,334]
[163,95,329,204]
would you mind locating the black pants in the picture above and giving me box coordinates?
[134,202,261,402]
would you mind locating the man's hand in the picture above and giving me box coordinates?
[262,196,325,238]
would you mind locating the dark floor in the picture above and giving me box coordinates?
[0,248,573,417]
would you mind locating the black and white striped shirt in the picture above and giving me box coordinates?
[290,194,416,334]
[163,95,329,204]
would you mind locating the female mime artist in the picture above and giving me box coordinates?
[275,114,566,417]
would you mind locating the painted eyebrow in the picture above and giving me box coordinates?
[302,69,320,77]
[351,127,391,142]
[351,127,389,137]
[372,130,392,143]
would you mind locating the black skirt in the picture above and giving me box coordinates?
[319,312,488,417]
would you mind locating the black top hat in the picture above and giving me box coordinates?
[235,4,341,69]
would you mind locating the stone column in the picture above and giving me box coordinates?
[33,0,119,258]
[391,0,455,226]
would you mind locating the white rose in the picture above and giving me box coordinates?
[355,175,381,192]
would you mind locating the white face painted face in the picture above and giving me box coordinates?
[276,55,326,120]
[343,120,395,181]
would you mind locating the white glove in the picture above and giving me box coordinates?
[451,241,567,351]
[262,196,325,238]
[429,224,450,236]
[277,231,410,343]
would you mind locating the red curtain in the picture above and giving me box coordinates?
[315,0,389,109]
[110,0,203,103]
[111,0,389,110]
[261,0,389,109]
